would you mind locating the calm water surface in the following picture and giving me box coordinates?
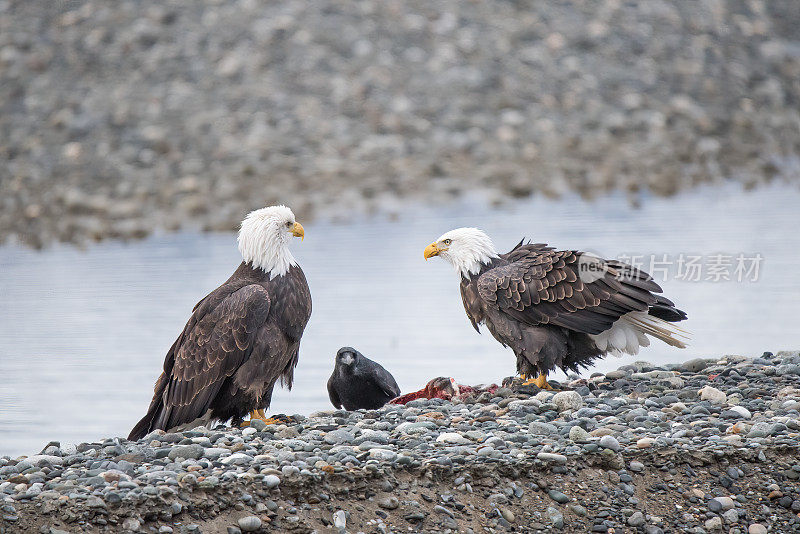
[1,185,799,456]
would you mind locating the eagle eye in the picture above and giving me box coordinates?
[443,239,452,246]
[285,221,293,228]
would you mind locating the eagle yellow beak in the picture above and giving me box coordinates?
[424,242,442,260]
[291,222,305,241]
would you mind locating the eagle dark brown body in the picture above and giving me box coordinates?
[457,241,687,377]
[129,262,311,440]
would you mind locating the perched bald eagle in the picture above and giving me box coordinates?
[423,228,687,389]
[128,206,311,440]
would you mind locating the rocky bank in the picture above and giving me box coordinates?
[2,1,800,248]
[1,351,800,533]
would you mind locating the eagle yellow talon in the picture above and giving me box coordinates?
[261,417,282,426]
[240,409,270,427]
[522,373,555,390]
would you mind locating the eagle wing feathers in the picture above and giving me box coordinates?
[477,246,659,336]
[144,284,271,433]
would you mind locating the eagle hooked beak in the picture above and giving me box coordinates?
[424,242,443,260]
[291,222,305,241]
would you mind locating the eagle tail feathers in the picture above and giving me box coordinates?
[128,400,162,441]
[590,311,689,356]
[626,312,690,349]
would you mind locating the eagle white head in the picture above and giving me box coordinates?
[238,205,305,279]
[424,227,500,277]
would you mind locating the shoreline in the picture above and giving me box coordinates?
[2,351,799,533]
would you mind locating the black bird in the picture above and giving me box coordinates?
[327,347,401,410]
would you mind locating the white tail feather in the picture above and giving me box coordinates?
[590,311,689,356]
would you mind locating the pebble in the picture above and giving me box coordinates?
[333,510,347,531]
[122,518,141,531]
[378,496,399,510]
[436,432,470,445]
[0,354,798,532]
[699,386,727,404]
[548,490,570,504]
[263,474,280,489]
[552,391,583,412]
[598,435,621,452]
[546,506,564,529]
[324,430,354,445]
[709,496,735,512]
[167,444,204,460]
[727,405,752,419]
[499,507,515,523]
[628,511,646,527]
[569,426,591,443]
[748,524,767,534]
[537,453,568,465]
[237,516,262,532]
[636,437,655,448]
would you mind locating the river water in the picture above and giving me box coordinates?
[1,184,798,457]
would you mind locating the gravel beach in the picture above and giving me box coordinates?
[2,351,799,533]
[2,1,800,248]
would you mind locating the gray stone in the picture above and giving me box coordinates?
[682,358,710,372]
[547,489,570,504]
[722,509,738,523]
[167,444,203,461]
[324,429,355,445]
[598,435,620,452]
[536,452,568,464]
[546,506,564,529]
[629,461,645,472]
[552,391,583,412]
[237,515,262,532]
[569,426,591,443]
[627,511,646,527]
[378,496,399,510]
[263,474,280,489]
[528,422,559,436]
[699,386,727,404]
[121,518,141,531]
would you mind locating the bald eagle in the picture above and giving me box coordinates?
[128,205,312,440]
[423,228,687,389]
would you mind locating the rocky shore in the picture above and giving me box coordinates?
[2,1,800,248]
[2,351,800,533]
